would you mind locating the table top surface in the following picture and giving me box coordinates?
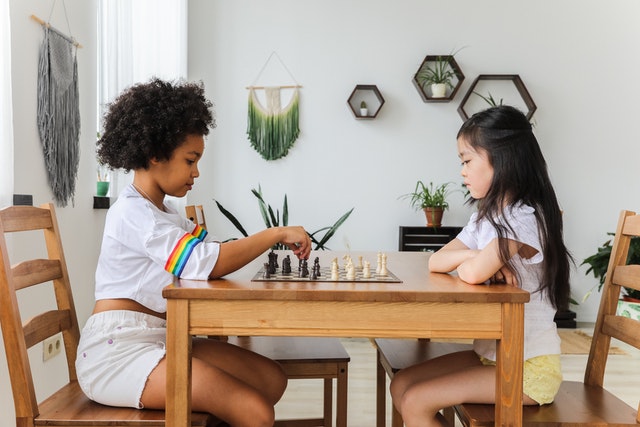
[164,250,530,304]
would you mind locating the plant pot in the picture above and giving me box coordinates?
[360,108,368,117]
[423,207,444,227]
[430,83,447,98]
[96,181,110,197]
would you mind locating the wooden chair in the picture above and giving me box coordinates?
[374,338,472,427]
[0,203,217,427]
[454,209,640,426]
[186,204,350,427]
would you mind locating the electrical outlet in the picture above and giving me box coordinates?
[43,334,62,361]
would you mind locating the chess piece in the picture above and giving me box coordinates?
[314,257,321,276]
[263,262,271,279]
[346,264,356,280]
[300,259,309,278]
[357,256,363,270]
[282,255,291,274]
[376,252,382,274]
[362,261,371,279]
[331,268,339,281]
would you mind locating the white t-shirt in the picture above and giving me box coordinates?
[456,203,561,361]
[94,185,220,313]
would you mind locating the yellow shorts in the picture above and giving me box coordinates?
[480,354,562,405]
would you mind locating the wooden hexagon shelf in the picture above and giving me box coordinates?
[412,55,465,103]
[457,74,537,121]
[347,85,385,119]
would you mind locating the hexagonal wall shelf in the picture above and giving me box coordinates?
[412,55,465,102]
[457,74,537,121]
[347,85,385,119]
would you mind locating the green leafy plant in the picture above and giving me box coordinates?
[415,56,457,89]
[402,181,454,210]
[474,91,503,107]
[360,100,367,109]
[215,185,354,251]
[581,234,640,301]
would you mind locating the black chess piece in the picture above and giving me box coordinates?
[313,257,321,277]
[262,262,271,279]
[282,255,292,274]
[299,259,309,278]
[267,251,278,274]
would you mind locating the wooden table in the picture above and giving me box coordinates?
[163,251,530,427]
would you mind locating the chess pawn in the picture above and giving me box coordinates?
[346,264,356,280]
[362,261,371,279]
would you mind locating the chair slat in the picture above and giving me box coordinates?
[0,206,53,232]
[602,314,640,349]
[621,214,640,237]
[23,310,72,349]
[612,265,640,292]
[12,259,63,290]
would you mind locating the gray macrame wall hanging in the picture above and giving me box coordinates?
[246,52,301,161]
[34,2,81,207]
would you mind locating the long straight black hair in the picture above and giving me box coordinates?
[457,106,572,310]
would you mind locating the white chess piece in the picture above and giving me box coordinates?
[376,252,382,274]
[331,268,339,281]
[362,261,371,279]
[346,264,356,280]
[379,256,388,277]
[357,256,363,269]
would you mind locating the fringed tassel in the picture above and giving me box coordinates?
[37,27,80,207]
[247,88,300,161]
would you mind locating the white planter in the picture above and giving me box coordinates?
[360,108,368,117]
[431,83,447,98]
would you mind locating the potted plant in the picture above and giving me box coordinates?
[360,100,368,117]
[402,181,453,227]
[415,56,457,98]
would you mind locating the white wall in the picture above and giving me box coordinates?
[2,0,640,425]
[3,1,100,425]
[187,0,640,323]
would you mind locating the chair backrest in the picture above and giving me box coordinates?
[0,203,81,422]
[585,210,640,416]
[185,205,207,230]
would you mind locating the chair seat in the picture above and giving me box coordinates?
[375,338,473,373]
[454,381,639,427]
[227,336,350,377]
[36,381,216,426]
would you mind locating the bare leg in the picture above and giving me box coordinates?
[390,350,536,427]
[141,338,287,427]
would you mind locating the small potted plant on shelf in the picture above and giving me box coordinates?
[402,181,453,227]
[360,100,368,117]
[415,56,457,98]
[582,234,640,319]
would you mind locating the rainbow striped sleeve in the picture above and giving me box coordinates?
[165,233,202,276]
[191,224,208,241]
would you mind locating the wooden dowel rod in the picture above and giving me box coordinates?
[246,85,302,89]
[30,14,83,48]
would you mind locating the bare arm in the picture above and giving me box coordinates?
[209,226,311,279]
[428,238,478,273]
[429,237,526,285]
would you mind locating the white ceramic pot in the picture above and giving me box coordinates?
[431,83,447,98]
[360,108,368,117]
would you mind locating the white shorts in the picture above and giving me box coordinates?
[75,310,167,408]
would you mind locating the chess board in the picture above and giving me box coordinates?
[252,266,402,283]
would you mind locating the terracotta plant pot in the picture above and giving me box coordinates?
[423,207,444,227]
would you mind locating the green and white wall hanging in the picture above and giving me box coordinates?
[246,52,301,161]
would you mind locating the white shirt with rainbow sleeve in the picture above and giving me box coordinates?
[94,185,220,313]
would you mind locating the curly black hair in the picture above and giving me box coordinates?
[97,78,215,171]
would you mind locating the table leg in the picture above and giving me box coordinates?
[496,302,524,427]
[166,299,192,427]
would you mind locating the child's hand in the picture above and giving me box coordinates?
[490,266,518,286]
[281,226,312,259]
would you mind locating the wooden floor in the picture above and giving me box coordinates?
[274,324,639,427]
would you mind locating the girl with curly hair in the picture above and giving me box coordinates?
[390,106,572,426]
[76,78,311,426]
